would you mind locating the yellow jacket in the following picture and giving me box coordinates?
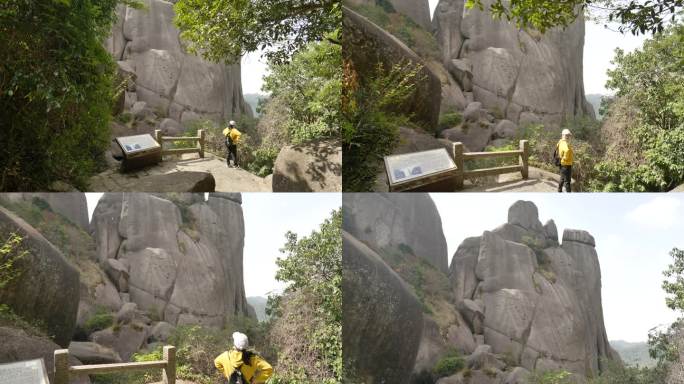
[223,127,242,144]
[214,349,273,383]
[557,139,573,166]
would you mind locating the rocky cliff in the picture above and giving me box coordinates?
[437,0,594,128]
[345,0,595,153]
[343,194,618,383]
[0,193,253,371]
[91,192,250,326]
[106,0,251,130]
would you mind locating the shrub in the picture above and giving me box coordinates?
[529,370,574,384]
[83,307,114,335]
[437,112,463,135]
[342,60,422,191]
[432,355,465,378]
[0,233,28,290]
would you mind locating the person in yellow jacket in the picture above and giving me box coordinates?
[556,129,574,193]
[222,120,242,168]
[214,332,273,384]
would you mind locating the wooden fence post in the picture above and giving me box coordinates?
[154,129,162,145]
[520,140,529,179]
[453,142,464,190]
[198,129,205,158]
[54,349,70,384]
[163,345,176,384]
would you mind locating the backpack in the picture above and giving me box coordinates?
[553,144,561,167]
[228,370,244,384]
[226,129,234,146]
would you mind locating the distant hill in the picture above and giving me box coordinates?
[247,296,269,322]
[610,340,656,367]
[586,94,605,119]
[243,93,268,117]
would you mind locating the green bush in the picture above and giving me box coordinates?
[0,232,28,290]
[437,112,463,135]
[0,0,123,190]
[529,370,574,384]
[342,60,422,191]
[83,308,114,335]
[432,355,465,378]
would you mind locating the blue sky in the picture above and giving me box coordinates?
[427,1,649,95]
[85,193,341,298]
[431,193,684,342]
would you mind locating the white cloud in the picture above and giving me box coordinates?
[625,196,683,230]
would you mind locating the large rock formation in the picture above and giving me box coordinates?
[343,230,424,383]
[106,0,251,126]
[0,206,80,347]
[449,200,619,379]
[343,193,449,273]
[343,194,618,383]
[434,0,594,128]
[90,193,251,327]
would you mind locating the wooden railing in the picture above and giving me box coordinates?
[155,129,205,159]
[54,345,176,384]
[453,140,529,190]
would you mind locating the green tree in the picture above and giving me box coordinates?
[663,248,684,313]
[0,0,131,190]
[261,37,341,144]
[465,0,683,35]
[592,25,684,191]
[268,209,342,383]
[173,0,341,64]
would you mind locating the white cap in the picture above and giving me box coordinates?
[562,129,572,136]
[233,332,248,350]
[229,120,236,126]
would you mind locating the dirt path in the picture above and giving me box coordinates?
[89,153,271,192]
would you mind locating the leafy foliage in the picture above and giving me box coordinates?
[83,307,114,335]
[0,233,28,289]
[342,60,422,191]
[592,25,684,191]
[586,358,667,384]
[0,0,123,190]
[465,0,683,35]
[432,352,465,379]
[529,370,574,384]
[261,37,341,144]
[173,0,340,64]
[269,209,342,383]
[663,248,684,313]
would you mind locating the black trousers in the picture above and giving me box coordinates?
[227,144,238,166]
[558,165,572,192]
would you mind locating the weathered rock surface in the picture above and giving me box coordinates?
[343,231,424,383]
[343,193,449,273]
[0,193,89,230]
[90,193,251,327]
[105,0,251,125]
[91,323,148,362]
[0,327,91,384]
[69,341,123,364]
[0,206,80,347]
[272,139,342,192]
[449,201,618,377]
[127,171,217,192]
[437,0,595,128]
